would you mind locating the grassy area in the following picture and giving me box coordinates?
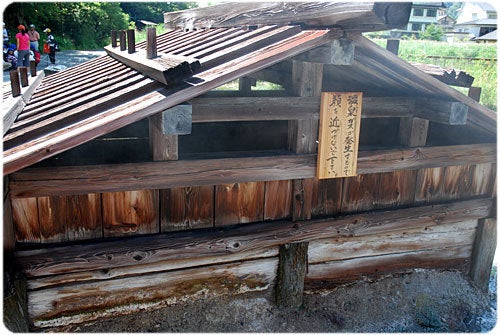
[371,38,497,111]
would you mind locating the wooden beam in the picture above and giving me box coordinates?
[163,2,411,32]
[469,218,497,292]
[398,117,429,147]
[148,114,178,161]
[415,99,468,125]
[9,143,496,198]
[292,38,354,65]
[190,96,416,122]
[15,198,492,279]
[104,45,201,85]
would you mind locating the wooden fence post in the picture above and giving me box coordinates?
[30,61,37,77]
[111,30,117,48]
[127,29,135,54]
[470,218,496,292]
[147,27,157,59]
[386,39,400,56]
[119,30,126,51]
[275,242,309,308]
[10,70,21,97]
[468,86,482,102]
[19,67,29,87]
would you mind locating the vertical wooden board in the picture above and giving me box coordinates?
[66,193,103,241]
[215,182,264,226]
[4,196,16,251]
[292,178,315,221]
[161,186,214,232]
[376,170,417,209]
[11,197,40,243]
[414,167,445,204]
[38,196,67,243]
[443,165,474,200]
[470,163,496,197]
[317,92,362,179]
[103,190,159,237]
[341,173,380,213]
[311,177,342,218]
[264,180,292,221]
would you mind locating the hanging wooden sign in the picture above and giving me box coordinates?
[317,92,362,179]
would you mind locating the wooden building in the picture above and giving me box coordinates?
[2,2,497,330]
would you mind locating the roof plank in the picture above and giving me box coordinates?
[163,2,412,31]
[105,46,201,85]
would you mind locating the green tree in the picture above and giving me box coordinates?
[419,24,444,41]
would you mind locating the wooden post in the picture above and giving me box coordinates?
[119,30,126,51]
[10,70,21,97]
[276,242,309,308]
[386,39,400,56]
[127,29,135,54]
[111,30,117,48]
[468,86,482,102]
[19,67,29,87]
[149,114,179,161]
[469,218,496,292]
[30,60,37,77]
[398,117,429,147]
[146,27,157,59]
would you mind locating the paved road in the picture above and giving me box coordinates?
[3,49,106,83]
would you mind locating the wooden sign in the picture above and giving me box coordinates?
[317,92,362,179]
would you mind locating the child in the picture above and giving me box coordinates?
[5,47,17,69]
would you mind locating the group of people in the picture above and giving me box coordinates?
[3,22,58,71]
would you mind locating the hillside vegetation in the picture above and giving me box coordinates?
[372,39,497,111]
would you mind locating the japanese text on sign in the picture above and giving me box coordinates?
[317,92,362,179]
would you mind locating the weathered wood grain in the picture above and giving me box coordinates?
[376,170,417,209]
[65,193,103,241]
[264,180,292,221]
[470,218,497,292]
[37,196,67,243]
[160,186,214,232]
[11,197,40,243]
[102,190,159,237]
[414,167,446,203]
[215,182,265,226]
[306,245,472,284]
[9,143,496,198]
[311,177,342,218]
[163,2,411,31]
[341,173,380,213]
[28,258,278,328]
[308,219,477,264]
[275,242,308,307]
[15,198,492,278]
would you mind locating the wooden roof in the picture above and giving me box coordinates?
[2,2,496,175]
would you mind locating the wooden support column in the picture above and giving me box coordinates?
[127,29,135,54]
[469,218,497,292]
[119,30,126,51]
[146,27,157,59]
[19,67,28,87]
[275,242,309,308]
[111,30,117,47]
[288,61,323,221]
[9,70,21,97]
[468,87,482,102]
[148,104,191,161]
[398,117,429,147]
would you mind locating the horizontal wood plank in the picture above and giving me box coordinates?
[28,258,277,328]
[9,143,496,198]
[15,198,492,278]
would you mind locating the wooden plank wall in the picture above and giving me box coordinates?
[15,198,493,328]
[10,162,496,245]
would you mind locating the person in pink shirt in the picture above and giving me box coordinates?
[16,24,30,67]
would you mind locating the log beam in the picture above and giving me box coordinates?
[415,99,468,125]
[163,2,411,32]
[292,38,355,65]
[15,197,492,279]
[9,143,496,198]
